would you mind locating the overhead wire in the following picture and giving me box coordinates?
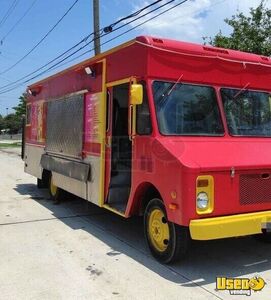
[0,0,80,75]
[47,0,190,74]
[0,0,164,76]
[26,0,180,80]
[0,0,178,93]
[0,0,39,44]
[34,0,226,75]
[0,0,20,29]
[46,0,188,73]
[0,0,190,94]
[103,0,163,32]
[0,33,95,91]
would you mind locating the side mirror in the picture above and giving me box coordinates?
[130,84,143,105]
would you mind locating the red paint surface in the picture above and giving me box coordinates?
[26,36,271,226]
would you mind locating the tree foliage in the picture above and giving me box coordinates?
[12,93,27,117]
[0,93,26,134]
[4,113,22,134]
[0,115,4,131]
[204,1,271,56]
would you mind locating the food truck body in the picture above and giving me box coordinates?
[24,36,271,263]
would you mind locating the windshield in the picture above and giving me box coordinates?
[152,81,224,136]
[221,88,271,137]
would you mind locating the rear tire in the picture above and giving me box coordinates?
[49,174,65,204]
[144,198,189,264]
[37,178,44,189]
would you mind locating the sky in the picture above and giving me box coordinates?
[0,0,268,115]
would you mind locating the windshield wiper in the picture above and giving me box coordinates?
[158,74,184,108]
[233,82,250,98]
[167,74,184,97]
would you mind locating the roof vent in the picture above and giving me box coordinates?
[261,56,269,61]
[152,38,164,44]
[203,46,229,54]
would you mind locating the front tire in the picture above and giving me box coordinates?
[144,198,189,264]
[255,231,271,243]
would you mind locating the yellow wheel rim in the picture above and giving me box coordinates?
[50,178,58,196]
[148,208,170,252]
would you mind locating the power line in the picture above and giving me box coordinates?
[0,34,92,91]
[71,0,190,66]
[0,75,12,83]
[103,0,163,32]
[0,0,228,95]
[0,0,165,82]
[0,0,20,29]
[0,0,172,92]
[27,0,179,80]
[0,0,80,75]
[48,0,189,73]
[0,0,39,44]
[0,0,191,94]
[0,0,181,93]
[104,0,177,36]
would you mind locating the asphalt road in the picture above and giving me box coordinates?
[0,147,270,300]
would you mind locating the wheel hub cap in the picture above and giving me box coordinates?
[50,179,57,196]
[148,208,170,252]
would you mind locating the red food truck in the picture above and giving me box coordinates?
[23,36,271,263]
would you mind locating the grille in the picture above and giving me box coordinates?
[240,173,271,205]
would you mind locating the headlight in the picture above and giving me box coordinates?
[197,192,209,209]
[196,175,214,214]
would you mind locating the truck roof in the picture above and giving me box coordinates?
[137,36,271,65]
[28,35,271,90]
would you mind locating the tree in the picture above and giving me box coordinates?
[4,114,21,134]
[1,93,27,134]
[0,114,5,131]
[204,1,271,56]
[12,93,27,117]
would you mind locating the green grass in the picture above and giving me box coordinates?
[0,142,21,148]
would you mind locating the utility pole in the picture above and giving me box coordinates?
[93,0,101,55]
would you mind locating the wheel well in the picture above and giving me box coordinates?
[134,183,162,216]
[41,169,51,188]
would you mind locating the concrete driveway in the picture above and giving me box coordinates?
[0,147,270,299]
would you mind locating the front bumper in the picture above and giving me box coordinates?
[189,210,271,240]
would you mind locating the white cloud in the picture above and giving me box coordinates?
[127,0,270,43]
[129,0,211,42]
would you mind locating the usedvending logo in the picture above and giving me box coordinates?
[216,276,266,296]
